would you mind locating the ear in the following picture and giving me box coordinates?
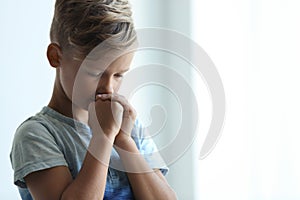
[47,43,62,68]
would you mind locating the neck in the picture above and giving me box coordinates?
[48,76,88,125]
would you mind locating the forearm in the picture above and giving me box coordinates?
[61,134,114,200]
[115,137,177,200]
[127,171,177,200]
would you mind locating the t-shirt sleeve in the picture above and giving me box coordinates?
[10,120,68,188]
[132,120,169,176]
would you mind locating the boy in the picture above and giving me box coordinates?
[10,0,176,199]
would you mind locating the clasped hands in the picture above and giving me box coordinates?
[88,93,136,146]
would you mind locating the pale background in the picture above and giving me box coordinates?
[1,0,300,199]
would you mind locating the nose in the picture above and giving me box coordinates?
[96,75,114,94]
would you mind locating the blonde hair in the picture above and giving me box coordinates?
[50,0,136,58]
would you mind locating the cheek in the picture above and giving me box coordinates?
[59,61,81,97]
[115,84,121,92]
[72,73,99,103]
[113,80,123,92]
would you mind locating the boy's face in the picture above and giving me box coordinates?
[58,50,134,110]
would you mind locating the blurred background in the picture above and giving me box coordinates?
[1,0,300,199]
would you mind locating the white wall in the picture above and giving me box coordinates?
[0,0,55,199]
[130,1,198,199]
[193,0,300,199]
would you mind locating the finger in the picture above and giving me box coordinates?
[95,94,112,102]
[120,117,135,135]
[95,95,102,101]
[96,93,136,119]
[96,94,129,108]
[110,95,134,117]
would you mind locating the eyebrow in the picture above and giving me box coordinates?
[119,68,130,73]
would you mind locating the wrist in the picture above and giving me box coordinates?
[114,133,135,150]
[90,125,118,141]
[88,134,115,166]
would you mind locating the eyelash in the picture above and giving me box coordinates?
[114,74,124,78]
[88,73,124,79]
[87,72,102,77]
[86,69,124,79]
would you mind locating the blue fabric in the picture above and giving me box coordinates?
[10,106,168,200]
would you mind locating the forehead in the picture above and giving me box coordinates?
[82,51,134,71]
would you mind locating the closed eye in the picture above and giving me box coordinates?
[86,70,103,77]
[114,73,124,78]
[114,68,129,78]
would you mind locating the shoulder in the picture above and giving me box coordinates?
[13,114,54,144]
[12,106,71,144]
[10,109,65,160]
[131,119,155,152]
[10,111,69,188]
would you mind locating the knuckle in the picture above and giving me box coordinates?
[118,94,125,100]
[127,107,137,118]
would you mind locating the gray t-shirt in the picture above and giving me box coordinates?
[10,106,168,200]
